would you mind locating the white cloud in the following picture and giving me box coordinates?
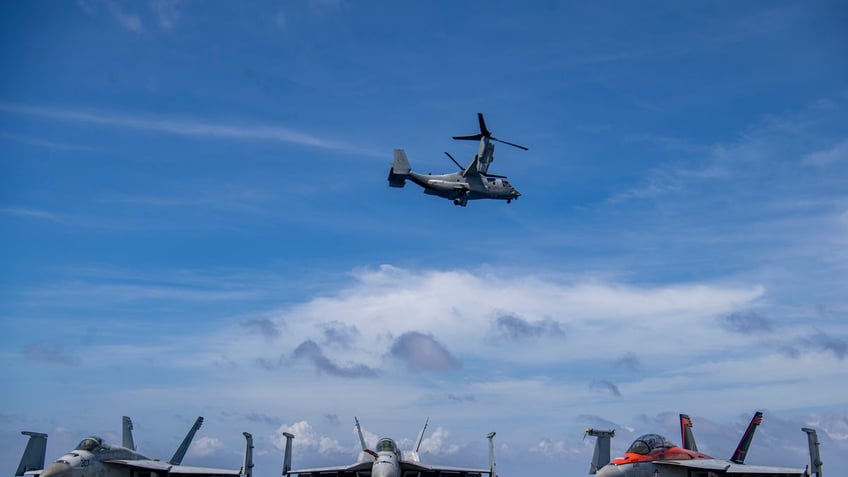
[803,139,848,166]
[0,102,377,156]
[188,436,223,457]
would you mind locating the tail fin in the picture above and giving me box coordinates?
[680,414,698,451]
[282,432,294,475]
[388,149,411,187]
[241,432,254,477]
[487,432,497,477]
[414,417,429,453]
[122,416,136,451]
[586,429,615,474]
[169,416,203,465]
[16,432,48,476]
[802,427,823,477]
[730,412,763,464]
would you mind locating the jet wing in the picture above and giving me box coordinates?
[286,461,371,476]
[104,459,241,475]
[401,461,491,476]
[656,459,806,475]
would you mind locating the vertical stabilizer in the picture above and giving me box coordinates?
[388,149,411,187]
[16,432,48,476]
[586,429,615,474]
[680,414,698,451]
[802,427,823,477]
[170,416,204,465]
[355,417,368,451]
[487,432,497,477]
[282,432,294,475]
[414,417,429,453]
[242,432,254,477]
[122,416,136,450]
[730,412,763,464]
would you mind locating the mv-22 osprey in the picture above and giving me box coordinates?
[388,113,526,207]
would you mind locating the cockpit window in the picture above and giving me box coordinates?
[376,438,397,453]
[75,437,102,452]
[626,434,675,455]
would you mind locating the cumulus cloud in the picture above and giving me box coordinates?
[589,380,622,397]
[491,313,565,341]
[389,332,460,372]
[418,426,460,456]
[241,318,280,340]
[292,340,378,377]
[273,421,346,454]
[188,436,223,457]
[23,344,80,366]
[721,311,773,334]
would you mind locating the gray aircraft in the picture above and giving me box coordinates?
[388,113,526,206]
[15,416,255,477]
[586,412,823,477]
[283,417,498,477]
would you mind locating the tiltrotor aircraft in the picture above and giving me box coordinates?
[15,416,255,477]
[283,417,498,477]
[586,412,823,477]
[388,113,526,206]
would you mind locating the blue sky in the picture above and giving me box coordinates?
[1,1,847,475]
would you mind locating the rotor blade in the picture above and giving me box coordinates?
[477,113,491,137]
[491,136,528,151]
[452,134,483,141]
[444,152,464,171]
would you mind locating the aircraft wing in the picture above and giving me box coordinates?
[656,459,806,475]
[286,461,371,476]
[401,461,491,476]
[104,459,241,476]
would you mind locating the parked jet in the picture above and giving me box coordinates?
[586,412,817,477]
[283,417,498,477]
[388,113,525,206]
[16,416,254,477]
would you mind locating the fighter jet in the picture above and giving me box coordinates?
[16,416,254,477]
[586,412,817,477]
[388,113,525,207]
[283,417,498,477]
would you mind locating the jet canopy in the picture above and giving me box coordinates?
[376,438,398,453]
[626,434,676,455]
[75,437,104,452]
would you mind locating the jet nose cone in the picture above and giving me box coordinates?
[596,464,625,477]
[41,462,71,477]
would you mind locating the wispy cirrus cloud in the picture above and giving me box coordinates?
[0,102,377,156]
[23,343,81,366]
[0,207,61,222]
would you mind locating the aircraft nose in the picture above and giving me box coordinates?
[596,464,625,477]
[371,463,399,477]
[40,462,71,477]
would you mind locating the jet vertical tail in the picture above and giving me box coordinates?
[730,412,763,464]
[487,432,497,477]
[802,427,823,477]
[170,416,204,465]
[16,432,48,477]
[282,432,294,475]
[586,429,615,474]
[680,414,698,451]
[388,149,411,187]
[414,417,429,453]
[122,416,136,450]
[241,432,254,477]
